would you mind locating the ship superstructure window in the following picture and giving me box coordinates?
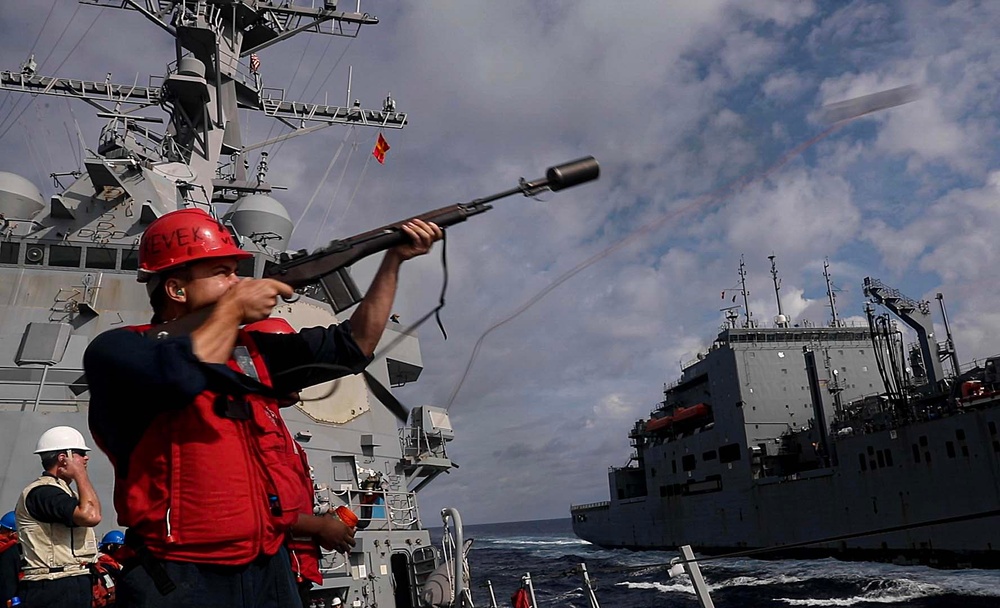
[719,443,741,463]
[946,441,955,458]
[859,454,867,471]
[956,429,966,441]
[682,455,696,471]
[50,245,82,268]
[912,444,920,463]
[236,256,255,277]
[85,247,117,269]
[0,241,18,264]
[122,248,139,271]
[702,450,717,461]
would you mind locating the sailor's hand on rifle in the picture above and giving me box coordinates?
[390,219,442,262]
[218,278,295,324]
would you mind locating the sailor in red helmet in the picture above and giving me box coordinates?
[84,207,441,608]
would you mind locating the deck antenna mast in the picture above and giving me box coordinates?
[768,254,788,328]
[738,255,754,328]
[346,66,353,107]
[823,258,841,327]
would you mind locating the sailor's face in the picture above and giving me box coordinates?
[178,257,241,310]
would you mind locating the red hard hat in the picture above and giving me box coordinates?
[244,317,296,334]
[137,208,252,282]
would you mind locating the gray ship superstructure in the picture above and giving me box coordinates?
[572,258,1000,568]
[0,2,474,606]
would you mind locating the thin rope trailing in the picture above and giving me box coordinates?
[443,123,845,410]
[270,233,450,405]
[291,126,354,238]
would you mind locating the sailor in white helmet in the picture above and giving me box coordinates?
[15,426,102,608]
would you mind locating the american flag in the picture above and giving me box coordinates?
[249,53,261,74]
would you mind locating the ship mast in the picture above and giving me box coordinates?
[768,254,788,328]
[738,255,754,328]
[0,0,406,213]
[823,258,840,327]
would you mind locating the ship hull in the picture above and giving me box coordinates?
[572,325,1000,569]
[574,406,1000,567]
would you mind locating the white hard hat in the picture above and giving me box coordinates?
[34,426,91,454]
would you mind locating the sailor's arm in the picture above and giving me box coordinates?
[349,219,442,355]
[290,513,355,554]
[190,279,294,364]
[63,456,101,527]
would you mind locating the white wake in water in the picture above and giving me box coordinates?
[617,580,694,594]
[775,578,943,606]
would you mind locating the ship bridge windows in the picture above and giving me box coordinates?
[122,248,139,271]
[682,454,696,471]
[702,449,717,461]
[85,247,117,269]
[236,256,256,278]
[0,242,18,264]
[49,245,82,268]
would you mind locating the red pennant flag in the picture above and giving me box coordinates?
[372,133,390,164]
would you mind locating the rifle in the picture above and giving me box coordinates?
[263,156,599,312]
[147,157,598,339]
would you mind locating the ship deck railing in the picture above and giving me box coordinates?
[570,501,610,512]
[314,486,424,532]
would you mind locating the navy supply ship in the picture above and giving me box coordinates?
[0,2,594,606]
[571,256,1000,568]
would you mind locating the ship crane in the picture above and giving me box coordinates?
[863,277,949,392]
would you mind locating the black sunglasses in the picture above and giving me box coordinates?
[70,449,88,457]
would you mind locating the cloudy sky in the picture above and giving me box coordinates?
[1,1,999,524]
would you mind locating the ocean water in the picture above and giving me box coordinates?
[447,518,1000,608]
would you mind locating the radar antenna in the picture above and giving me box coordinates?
[768,254,788,328]
[823,258,841,327]
[738,255,754,328]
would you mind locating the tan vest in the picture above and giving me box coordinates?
[15,474,97,581]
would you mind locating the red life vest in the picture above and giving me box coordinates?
[287,443,323,586]
[0,533,16,555]
[91,553,123,608]
[100,326,307,565]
